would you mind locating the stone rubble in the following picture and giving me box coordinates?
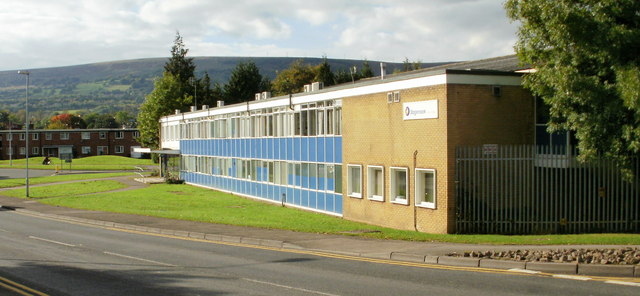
[447,248,640,265]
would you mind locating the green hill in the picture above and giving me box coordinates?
[0,57,449,115]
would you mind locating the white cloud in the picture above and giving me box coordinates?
[0,0,517,70]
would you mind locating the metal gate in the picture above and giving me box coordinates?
[455,145,640,234]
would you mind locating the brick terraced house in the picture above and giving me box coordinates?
[0,128,142,160]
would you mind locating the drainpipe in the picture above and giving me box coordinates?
[413,150,418,231]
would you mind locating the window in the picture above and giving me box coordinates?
[81,132,91,140]
[115,131,124,139]
[19,133,25,141]
[32,133,39,140]
[115,145,124,153]
[82,146,91,154]
[97,146,108,155]
[99,132,107,139]
[19,147,26,155]
[133,131,140,138]
[390,167,408,204]
[347,164,362,198]
[367,166,384,201]
[32,147,39,155]
[415,169,436,209]
[45,133,52,140]
[60,133,70,140]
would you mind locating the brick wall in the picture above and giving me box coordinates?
[341,78,534,234]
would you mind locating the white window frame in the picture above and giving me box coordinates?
[81,132,91,140]
[115,131,124,139]
[347,164,362,198]
[390,167,409,205]
[367,165,384,201]
[115,145,124,154]
[415,168,436,209]
[60,132,70,140]
[32,147,39,155]
[32,133,39,140]
[19,133,25,141]
[19,147,26,155]
[82,146,91,154]
[45,133,52,140]
[99,132,107,139]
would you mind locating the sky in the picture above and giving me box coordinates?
[0,0,518,71]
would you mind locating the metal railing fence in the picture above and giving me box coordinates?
[455,145,639,234]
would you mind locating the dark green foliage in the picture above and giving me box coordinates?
[164,32,196,85]
[84,113,118,128]
[314,56,335,87]
[223,61,267,105]
[360,60,374,78]
[505,0,640,177]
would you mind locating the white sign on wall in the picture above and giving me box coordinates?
[403,100,438,120]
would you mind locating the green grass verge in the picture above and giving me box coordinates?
[0,172,135,189]
[2,180,127,199]
[38,183,640,245]
[0,155,154,170]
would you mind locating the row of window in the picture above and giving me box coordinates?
[346,164,436,209]
[4,145,125,155]
[181,155,343,193]
[162,100,343,141]
[1,131,133,141]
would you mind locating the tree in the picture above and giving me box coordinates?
[271,59,315,96]
[47,113,86,129]
[164,31,196,85]
[114,111,136,127]
[85,113,119,128]
[361,60,374,79]
[137,73,189,149]
[505,0,640,177]
[313,56,335,87]
[138,33,198,149]
[223,61,266,105]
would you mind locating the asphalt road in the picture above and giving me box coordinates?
[0,210,638,296]
[0,169,54,180]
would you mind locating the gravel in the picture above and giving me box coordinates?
[447,248,640,265]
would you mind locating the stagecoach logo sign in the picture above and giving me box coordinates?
[403,100,438,120]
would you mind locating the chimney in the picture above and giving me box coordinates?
[380,63,386,80]
[217,100,224,107]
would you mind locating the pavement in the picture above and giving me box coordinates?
[1,173,639,279]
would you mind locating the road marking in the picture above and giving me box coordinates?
[103,251,176,267]
[508,268,540,274]
[605,280,640,287]
[0,275,49,296]
[242,278,340,296]
[14,210,640,286]
[553,274,591,281]
[28,236,76,247]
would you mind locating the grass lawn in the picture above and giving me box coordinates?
[2,180,127,199]
[0,172,136,189]
[0,155,154,170]
[38,183,640,245]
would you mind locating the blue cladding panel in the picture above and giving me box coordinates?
[301,138,309,161]
[309,138,317,162]
[335,137,342,163]
[326,194,334,212]
[316,138,325,162]
[308,191,317,209]
[325,137,334,163]
[293,138,301,161]
[334,194,342,214]
[279,138,287,160]
[317,192,325,211]
[301,190,308,207]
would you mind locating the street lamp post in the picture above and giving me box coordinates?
[18,70,30,198]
